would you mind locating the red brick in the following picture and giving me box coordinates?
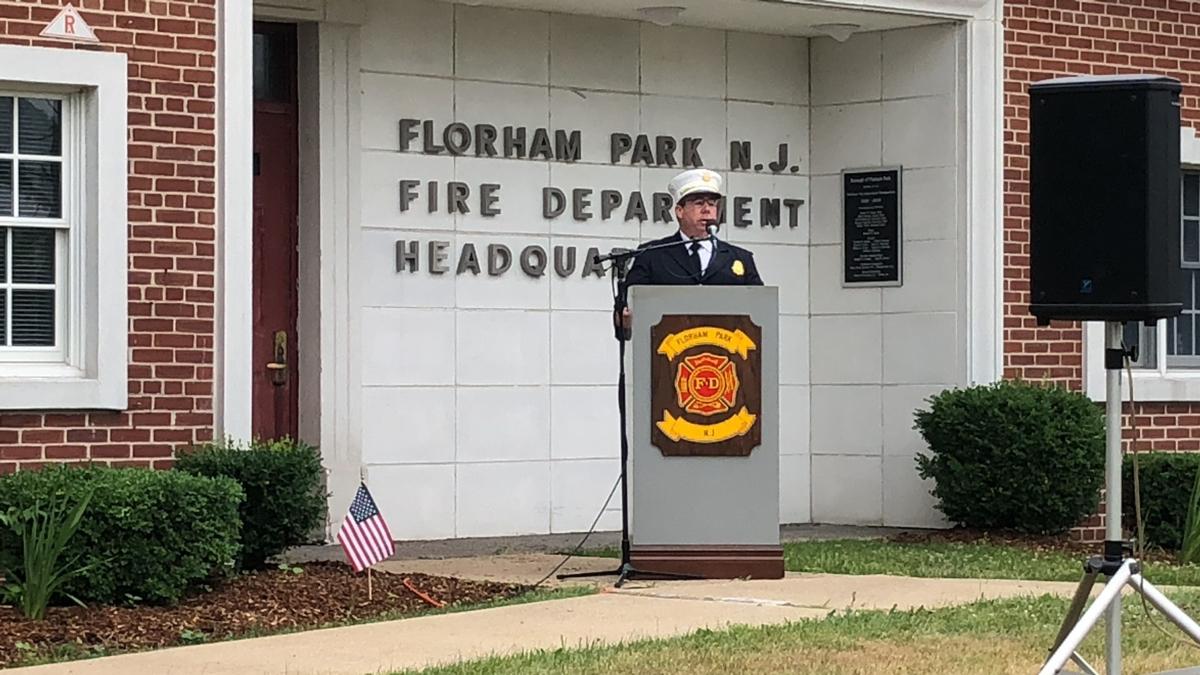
[45,445,88,460]
[66,429,108,443]
[21,429,63,444]
[134,444,175,458]
[1,446,42,460]
[90,445,132,459]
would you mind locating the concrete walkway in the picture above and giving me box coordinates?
[7,554,1093,675]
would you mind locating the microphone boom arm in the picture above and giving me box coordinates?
[592,232,718,266]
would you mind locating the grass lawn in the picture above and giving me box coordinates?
[582,537,1200,586]
[783,539,1200,586]
[399,590,1200,674]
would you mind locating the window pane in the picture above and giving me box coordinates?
[12,228,53,284]
[1181,313,1195,357]
[1187,174,1200,218]
[17,161,60,218]
[1187,218,1200,265]
[17,98,61,156]
[11,289,54,346]
[1122,322,1140,357]
[0,292,6,346]
[1122,322,1157,368]
[0,97,10,154]
[0,160,10,217]
[1169,270,1200,367]
[253,30,291,103]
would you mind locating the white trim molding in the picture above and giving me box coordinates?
[312,20,364,541]
[0,44,127,410]
[965,0,1004,385]
[777,0,994,20]
[1085,126,1200,402]
[1085,320,1200,401]
[216,0,254,439]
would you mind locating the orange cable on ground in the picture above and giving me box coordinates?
[403,578,446,608]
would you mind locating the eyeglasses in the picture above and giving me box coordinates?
[682,196,720,208]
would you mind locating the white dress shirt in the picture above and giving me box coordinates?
[679,232,713,274]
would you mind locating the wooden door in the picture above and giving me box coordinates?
[251,21,299,440]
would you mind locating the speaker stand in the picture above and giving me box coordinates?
[1040,322,1200,675]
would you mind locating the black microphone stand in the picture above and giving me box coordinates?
[557,236,714,588]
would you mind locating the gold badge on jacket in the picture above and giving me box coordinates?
[732,260,745,276]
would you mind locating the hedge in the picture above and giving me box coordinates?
[175,437,327,570]
[0,464,242,605]
[1122,452,1200,552]
[915,380,1105,534]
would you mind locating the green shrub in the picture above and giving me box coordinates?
[914,380,1105,534]
[1121,452,1200,552]
[0,487,94,619]
[175,437,327,570]
[0,465,242,605]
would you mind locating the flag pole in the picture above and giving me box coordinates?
[368,567,373,601]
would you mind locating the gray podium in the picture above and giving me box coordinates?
[627,285,783,579]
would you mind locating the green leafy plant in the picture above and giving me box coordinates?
[178,628,208,644]
[1121,452,1200,552]
[914,380,1105,534]
[0,465,243,606]
[1181,464,1200,563]
[0,488,95,619]
[175,436,328,570]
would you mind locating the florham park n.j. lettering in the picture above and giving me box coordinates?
[392,118,806,279]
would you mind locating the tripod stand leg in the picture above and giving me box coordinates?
[1128,573,1200,643]
[1040,561,1133,675]
[556,567,621,581]
[1049,569,1100,654]
[612,565,704,588]
[1069,652,1099,675]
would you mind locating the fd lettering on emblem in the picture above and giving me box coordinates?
[651,317,763,456]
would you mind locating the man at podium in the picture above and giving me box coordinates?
[625,168,765,287]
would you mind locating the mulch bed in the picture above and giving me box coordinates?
[887,527,1183,563]
[0,561,531,667]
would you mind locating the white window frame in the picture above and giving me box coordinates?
[1085,128,1200,402]
[0,45,126,410]
[0,93,71,365]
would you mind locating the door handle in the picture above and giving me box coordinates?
[267,330,288,385]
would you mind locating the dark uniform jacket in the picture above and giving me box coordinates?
[624,232,764,287]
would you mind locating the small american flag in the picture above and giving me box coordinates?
[337,483,395,573]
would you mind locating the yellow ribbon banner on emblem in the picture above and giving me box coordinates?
[656,327,757,360]
[656,407,757,443]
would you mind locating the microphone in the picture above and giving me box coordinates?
[706,223,719,241]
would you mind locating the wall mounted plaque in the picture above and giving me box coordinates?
[843,167,902,286]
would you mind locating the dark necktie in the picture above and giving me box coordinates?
[689,240,702,277]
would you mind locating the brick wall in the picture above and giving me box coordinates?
[0,0,216,471]
[1005,0,1200,541]
[1005,0,1200,440]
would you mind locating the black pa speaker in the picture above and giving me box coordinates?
[1028,74,1184,325]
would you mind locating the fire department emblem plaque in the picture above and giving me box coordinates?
[650,315,762,457]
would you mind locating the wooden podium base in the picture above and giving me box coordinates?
[630,545,784,579]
